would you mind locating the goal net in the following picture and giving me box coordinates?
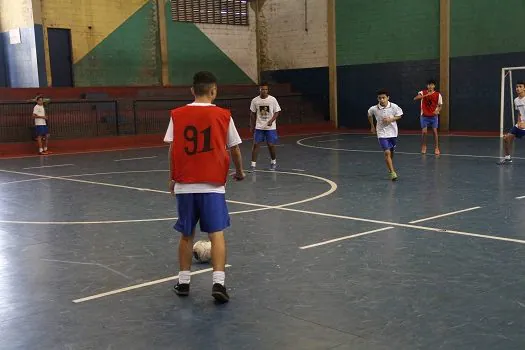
[500,66,525,137]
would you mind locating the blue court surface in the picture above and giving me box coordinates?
[1,132,525,349]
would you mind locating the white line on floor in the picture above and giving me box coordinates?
[409,206,481,224]
[317,139,344,143]
[299,227,395,249]
[23,164,74,170]
[73,265,231,303]
[114,156,158,162]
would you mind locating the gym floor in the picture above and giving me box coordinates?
[1,132,524,350]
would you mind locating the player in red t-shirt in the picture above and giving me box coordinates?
[164,71,245,303]
[413,79,443,155]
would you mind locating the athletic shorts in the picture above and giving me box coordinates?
[254,129,278,144]
[35,125,49,136]
[378,137,397,151]
[510,126,525,139]
[174,193,230,236]
[420,116,439,129]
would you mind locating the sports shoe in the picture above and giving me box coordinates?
[389,171,398,181]
[173,282,190,296]
[211,283,229,303]
[270,163,277,171]
[497,157,512,165]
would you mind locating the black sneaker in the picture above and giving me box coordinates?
[211,283,229,303]
[173,282,189,296]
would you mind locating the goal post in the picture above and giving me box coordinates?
[500,66,525,137]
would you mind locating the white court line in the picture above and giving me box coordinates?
[296,134,525,160]
[73,265,231,303]
[114,156,157,162]
[299,227,395,249]
[409,206,481,224]
[291,169,305,172]
[278,207,525,245]
[22,164,74,170]
[317,138,344,143]
[515,195,525,200]
[0,169,337,224]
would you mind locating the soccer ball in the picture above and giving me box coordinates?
[193,240,212,263]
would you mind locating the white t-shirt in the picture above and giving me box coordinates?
[33,104,46,126]
[163,103,242,194]
[250,95,281,130]
[514,96,525,129]
[367,102,403,138]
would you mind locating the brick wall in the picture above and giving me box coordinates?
[259,0,327,71]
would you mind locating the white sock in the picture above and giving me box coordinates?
[213,271,225,286]
[179,270,191,284]
[271,159,276,164]
[39,148,43,152]
[251,161,256,167]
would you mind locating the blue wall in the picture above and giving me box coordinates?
[0,25,47,87]
[337,59,439,130]
[261,67,330,121]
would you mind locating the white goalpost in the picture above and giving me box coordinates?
[500,66,525,137]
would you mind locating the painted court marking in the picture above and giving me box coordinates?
[296,134,525,160]
[300,227,395,249]
[114,156,158,162]
[22,164,75,170]
[73,265,232,304]
[317,138,344,143]
[0,168,337,224]
[408,206,481,224]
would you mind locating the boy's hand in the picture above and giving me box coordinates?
[168,180,175,195]
[231,170,245,181]
[370,126,376,134]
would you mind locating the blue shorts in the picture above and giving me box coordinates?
[378,137,397,151]
[35,125,49,136]
[174,193,230,236]
[420,116,439,129]
[510,126,525,139]
[254,129,278,144]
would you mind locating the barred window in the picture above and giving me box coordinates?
[171,0,249,26]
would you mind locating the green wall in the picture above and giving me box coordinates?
[74,2,161,86]
[336,0,440,66]
[451,0,525,57]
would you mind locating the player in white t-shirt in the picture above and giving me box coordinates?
[33,95,50,155]
[249,82,281,170]
[368,89,404,181]
[498,81,525,164]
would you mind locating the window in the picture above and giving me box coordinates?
[170,0,249,26]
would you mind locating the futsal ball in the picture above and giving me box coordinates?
[193,240,212,263]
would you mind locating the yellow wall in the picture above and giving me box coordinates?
[40,0,149,85]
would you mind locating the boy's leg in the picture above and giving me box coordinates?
[498,129,519,164]
[420,117,428,154]
[251,129,264,169]
[36,135,43,154]
[266,130,278,170]
[173,194,198,296]
[43,131,50,152]
[198,193,231,302]
[430,116,440,155]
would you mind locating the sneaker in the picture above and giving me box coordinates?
[250,165,256,172]
[497,158,512,165]
[211,283,229,303]
[173,282,190,296]
[389,171,398,181]
[270,163,277,171]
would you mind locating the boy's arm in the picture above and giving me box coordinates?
[434,93,443,115]
[368,113,376,133]
[168,142,175,194]
[229,145,244,180]
[267,99,281,126]
[250,112,256,132]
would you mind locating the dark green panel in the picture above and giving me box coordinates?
[166,3,253,85]
[451,0,525,57]
[73,2,161,86]
[336,0,439,66]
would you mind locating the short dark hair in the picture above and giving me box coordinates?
[517,81,525,86]
[376,89,389,97]
[260,81,269,87]
[35,94,44,101]
[427,79,437,85]
[192,71,217,96]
